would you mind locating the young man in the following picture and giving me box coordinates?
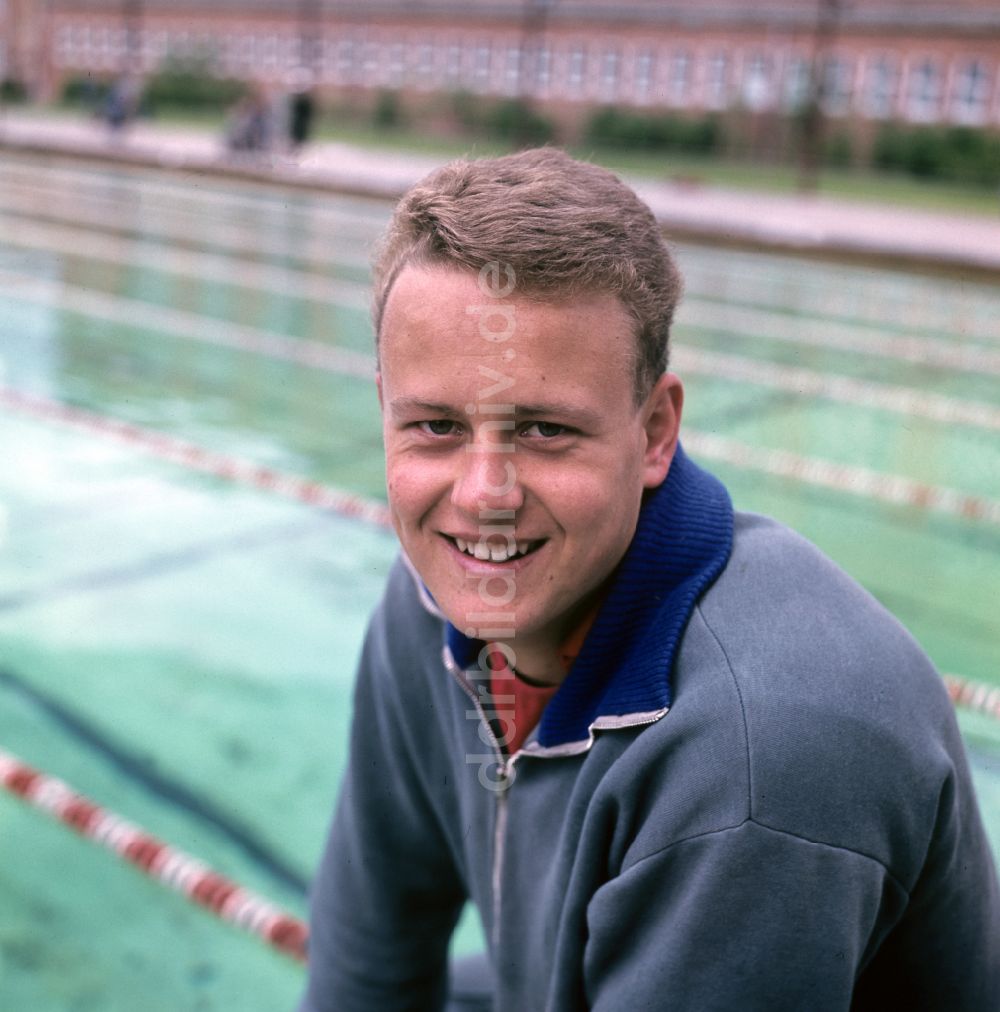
[298,149,1000,1011]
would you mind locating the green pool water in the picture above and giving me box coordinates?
[0,152,997,1009]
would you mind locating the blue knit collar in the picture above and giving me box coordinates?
[445,444,734,749]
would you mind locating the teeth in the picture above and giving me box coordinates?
[452,537,539,561]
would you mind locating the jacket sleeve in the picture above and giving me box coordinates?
[297,605,467,1012]
[581,816,1000,1012]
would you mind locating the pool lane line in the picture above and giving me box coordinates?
[8,212,1000,385]
[6,159,1000,350]
[0,666,310,896]
[1,214,372,308]
[0,745,308,962]
[674,347,1000,432]
[677,302,1000,378]
[680,429,1000,525]
[3,385,999,530]
[6,204,1000,369]
[4,269,1000,436]
[0,387,393,529]
[945,675,1000,723]
[679,259,1000,348]
[5,166,1000,351]
[0,271,375,378]
[0,158,392,232]
[0,192,374,274]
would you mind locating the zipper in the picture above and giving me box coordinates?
[444,648,518,953]
[491,765,510,951]
[442,649,669,952]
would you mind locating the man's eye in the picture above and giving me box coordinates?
[522,421,566,438]
[418,419,460,436]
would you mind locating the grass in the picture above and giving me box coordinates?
[309,117,1000,217]
[21,101,1000,218]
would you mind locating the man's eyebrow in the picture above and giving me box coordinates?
[514,402,603,426]
[388,397,464,418]
[388,397,604,426]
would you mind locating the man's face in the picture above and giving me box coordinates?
[378,264,681,672]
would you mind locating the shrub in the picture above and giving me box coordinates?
[60,74,106,108]
[0,78,28,103]
[144,57,244,113]
[871,124,909,172]
[483,98,555,145]
[942,127,1000,186]
[871,123,1000,186]
[373,90,403,129]
[584,108,722,154]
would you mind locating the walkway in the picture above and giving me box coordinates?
[2,108,1000,276]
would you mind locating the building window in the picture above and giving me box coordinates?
[706,52,730,109]
[668,50,691,107]
[361,41,381,83]
[633,49,655,105]
[473,44,492,93]
[742,53,774,111]
[262,35,278,70]
[861,55,898,118]
[783,54,811,111]
[534,45,552,95]
[417,43,435,87]
[906,58,943,122]
[445,44,463,87]
[822,57,853,116]
[504,46,521,96]
[337,38,356,83]
[388,42,406,87]
[950,59,992,125]
[599,49,620,102]
[566,45,587,96]
[281,35,298,71]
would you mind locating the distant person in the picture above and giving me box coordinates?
[103,75,140,139]
[297,148,1000,1011]
[225,85,271,158]
[288,86,316,154]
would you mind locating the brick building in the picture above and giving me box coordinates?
[3,0,999,140]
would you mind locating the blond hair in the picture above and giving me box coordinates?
[371,147,682,402]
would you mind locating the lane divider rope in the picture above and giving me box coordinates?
[673,346,1000,432]
[680,429,1000,525]
[4,385,999,529]
[945,674,1000,722]
[0,271,374,375]
[0,387,393,529]
[0,746,309,962]
[2,386,998,714]
[677,300,1000,378]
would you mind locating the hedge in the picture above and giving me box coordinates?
[873,124,1000,186]
[584,107,723,154]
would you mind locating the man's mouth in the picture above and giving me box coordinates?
[447,536,544,563]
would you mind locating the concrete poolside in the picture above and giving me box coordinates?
[2,107,999,276]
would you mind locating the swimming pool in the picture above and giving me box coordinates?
[1,152,997,1008]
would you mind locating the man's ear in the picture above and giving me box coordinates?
[375,371,384,410]
[641,373,683,489]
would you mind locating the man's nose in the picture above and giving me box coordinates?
[450,442,524,515]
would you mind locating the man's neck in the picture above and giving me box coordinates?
[498,638,566,687]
